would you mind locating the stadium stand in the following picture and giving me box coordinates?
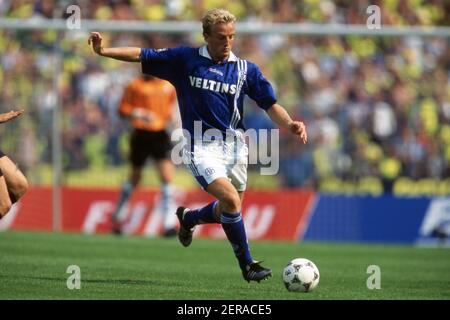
[0,0,449,196]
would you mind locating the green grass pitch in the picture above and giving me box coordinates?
[0,231,449,300]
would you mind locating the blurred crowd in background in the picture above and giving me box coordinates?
[1,0,449,196]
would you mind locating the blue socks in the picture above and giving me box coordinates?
[221,212,253,271]
[183,204,253,271]
[183,201,219,229]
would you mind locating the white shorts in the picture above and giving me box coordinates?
[182,138,248,192]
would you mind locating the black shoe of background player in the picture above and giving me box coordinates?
[111,221,123,236]
[163,228,177,238]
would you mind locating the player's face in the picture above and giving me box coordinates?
[204,22,235,63]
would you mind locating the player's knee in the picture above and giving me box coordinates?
[130,170,142,187]
[220,192,241,213]
[0,198,12,219]
[9,178,28,203]
[18,178,28,196]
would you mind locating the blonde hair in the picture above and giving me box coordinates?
[202,8,236,35]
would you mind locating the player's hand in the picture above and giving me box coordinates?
[88,32,103,55]
[290,121,307,144]
[0,109,25,124]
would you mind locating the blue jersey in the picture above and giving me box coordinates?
[140,45,277,138]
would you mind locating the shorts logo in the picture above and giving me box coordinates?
[205,167,215,176]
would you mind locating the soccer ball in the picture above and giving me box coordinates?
[282,258,320,292]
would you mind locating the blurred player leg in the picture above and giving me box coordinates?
[111,166,141,234]
[0,171,12,218]
[0,153,28,205]
[111,129,148,234]
[156,158,177,237]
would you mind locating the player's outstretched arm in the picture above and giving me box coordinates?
[88,32,141,62]
[0,109,24,124]
[266,103,307,144]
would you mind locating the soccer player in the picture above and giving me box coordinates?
[88,8,307,282]
[111,74,179,237]
[0,110,29,218]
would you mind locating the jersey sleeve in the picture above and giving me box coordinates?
[245,63,277,110]
[140,47,182,83]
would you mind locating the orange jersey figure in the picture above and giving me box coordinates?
[119,75,176,131]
